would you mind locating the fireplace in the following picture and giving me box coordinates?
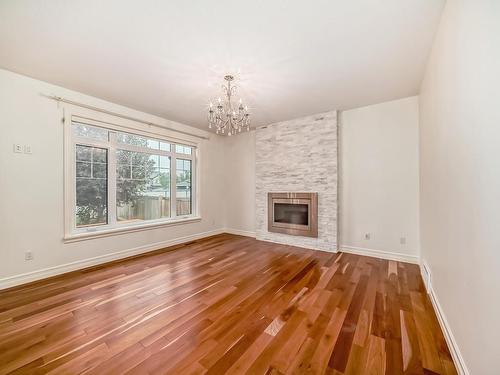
[268,192,318,237]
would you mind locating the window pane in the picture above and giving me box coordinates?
[117,165,131,179]
[116,149,171,222]
[76,146,92,161]
[159,155,169,168]
[149,154,159,168]
[72,122,109,141]
[93,164,107,178]
[176,158,192,216]
[147,139,159,150]
[117,132,170,152]
[75,145,108,227]
[116,149,131,164]
[132,166,146,179]
[76,162,91,177]
[117,133,148,148]
[93,148,107,163]
[160,142,170,151]
[175,144,192,155]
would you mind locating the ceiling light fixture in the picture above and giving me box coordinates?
[207,75,250,136]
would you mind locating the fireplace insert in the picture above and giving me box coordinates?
[268,192,318,237]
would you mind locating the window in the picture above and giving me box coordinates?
[67,120,197,238]
[75,145,108,227]
[176,158,192,215]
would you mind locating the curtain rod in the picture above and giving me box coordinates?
[42,94,210,140]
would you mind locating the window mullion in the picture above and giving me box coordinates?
[171,155,177,218]
[108,132,117,226]
[192,153,196,216]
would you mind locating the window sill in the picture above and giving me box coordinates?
[63,216,202,243]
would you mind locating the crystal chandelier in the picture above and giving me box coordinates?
[208,75,251,136]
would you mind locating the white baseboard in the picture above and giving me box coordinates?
[340,245,419,264]
[424,269,470,375]
[0,228,225,290]
[223,228,256,237]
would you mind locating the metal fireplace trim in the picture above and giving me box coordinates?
[268,192,318,238]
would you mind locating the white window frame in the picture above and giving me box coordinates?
[63,105,201,242]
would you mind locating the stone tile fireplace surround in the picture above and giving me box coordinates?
[255,110,338,251]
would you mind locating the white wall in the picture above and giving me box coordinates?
[0,69,226,287]
[340,97,420,262]
[223,130,256,235]
[227,97,420,258]
[419,1,500,374]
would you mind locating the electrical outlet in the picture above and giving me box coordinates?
[364,233,371,240]
[400,237,406,245]
[13,144,22,153]
[24,144,32,154]
[25,251,34,261]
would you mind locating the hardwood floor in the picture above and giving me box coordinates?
[0,234,456,374]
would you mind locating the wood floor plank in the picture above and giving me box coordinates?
[410,291,446,374]
[0,234,457,374]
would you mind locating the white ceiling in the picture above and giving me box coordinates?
[0,0,445,130]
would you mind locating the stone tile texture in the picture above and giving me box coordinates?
[255,110,338,251]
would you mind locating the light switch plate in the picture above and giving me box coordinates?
[24,144,32,154]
